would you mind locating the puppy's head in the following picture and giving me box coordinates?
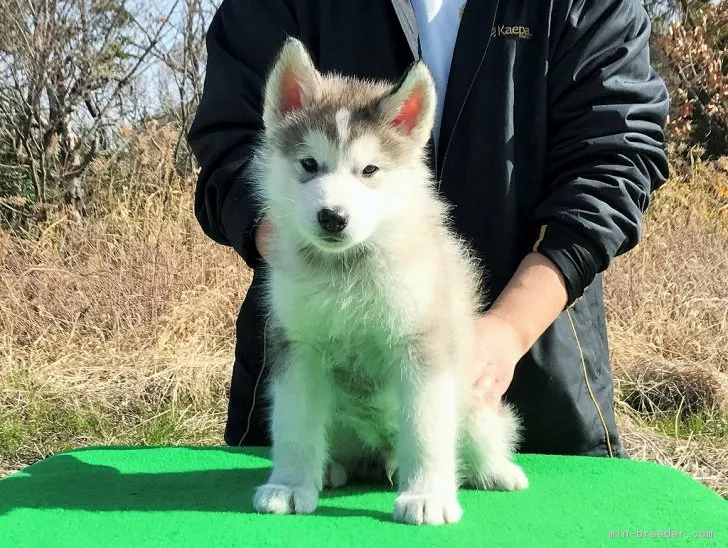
[259,37,436,254]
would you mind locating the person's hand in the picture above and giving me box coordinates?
[253,216,274,261]
[469,312,527,409]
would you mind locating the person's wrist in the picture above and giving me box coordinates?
[480,311,530,360]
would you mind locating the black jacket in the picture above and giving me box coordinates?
[188,0,669,456]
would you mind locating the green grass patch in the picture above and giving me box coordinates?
[648,410,728,440]
[0,396,223,477]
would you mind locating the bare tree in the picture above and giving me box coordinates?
[0,0,178,211]
[642,0,713,30]
[153,0,217,177]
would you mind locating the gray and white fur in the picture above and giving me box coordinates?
[250,37,528,526]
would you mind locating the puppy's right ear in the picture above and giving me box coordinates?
[263,37,321,130]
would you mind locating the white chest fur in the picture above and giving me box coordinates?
[267,263,414,452]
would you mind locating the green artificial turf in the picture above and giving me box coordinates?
[0,446,726,547]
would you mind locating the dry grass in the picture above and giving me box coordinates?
[618,359,728,416]
[617,412,728,497]
[605,152,728,496]
[605,160,728,377]
[0,127,726,498]
[0,124,249,475]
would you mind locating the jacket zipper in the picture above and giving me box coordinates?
[438,0,501,193]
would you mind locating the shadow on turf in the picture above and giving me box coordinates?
[0,448,392,522]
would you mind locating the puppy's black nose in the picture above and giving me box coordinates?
[318,208,348,233]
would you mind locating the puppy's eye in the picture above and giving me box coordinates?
[300,157,319,173]
[362,165,379,177]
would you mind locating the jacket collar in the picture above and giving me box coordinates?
[390,0,419,60]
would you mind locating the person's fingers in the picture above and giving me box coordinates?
[471,374,494,404]
[471,384,501,410]
[254,216,273,260]
[473,373,494,393]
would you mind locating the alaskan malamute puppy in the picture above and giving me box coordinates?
[250,37,528,525]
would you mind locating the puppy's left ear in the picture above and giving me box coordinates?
[379,61,436,147]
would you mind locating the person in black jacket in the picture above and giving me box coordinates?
[188,0,669,458]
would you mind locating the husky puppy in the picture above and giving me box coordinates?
[250,37,528,526]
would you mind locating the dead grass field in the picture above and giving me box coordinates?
[1,128,726,496]
[606,153,728,496]
[0,126,249,477]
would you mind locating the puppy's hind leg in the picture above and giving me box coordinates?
[323,460,348,489]
[461,402,529,491]
[253,349,332,515]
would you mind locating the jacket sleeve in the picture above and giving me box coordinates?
[532,0,669,306]
[187,0,298,269]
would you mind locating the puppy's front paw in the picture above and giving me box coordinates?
[393,492,463,525]
[253,483,319,515]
